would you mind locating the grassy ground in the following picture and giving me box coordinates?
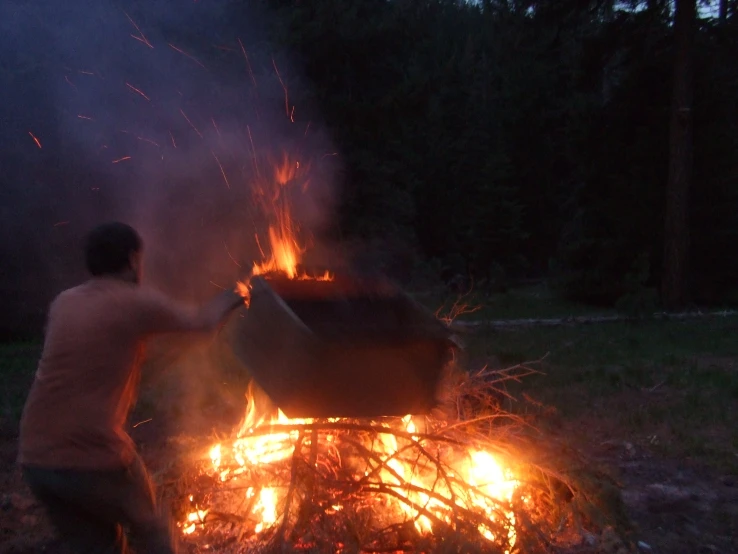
[0,342,40,431]
[417,283,617,321]
[461,317,738,473]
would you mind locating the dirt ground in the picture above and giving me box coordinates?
[1,413,736,554]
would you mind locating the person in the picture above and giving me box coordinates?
[18,222,245,554]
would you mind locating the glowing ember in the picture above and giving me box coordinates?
[181,407,522,551]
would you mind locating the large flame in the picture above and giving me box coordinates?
[237,153,331,300]
[183,412,519,548]
[184,152,519,548]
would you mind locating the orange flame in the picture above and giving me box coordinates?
[183,413,520,548]
[244,152,331,283]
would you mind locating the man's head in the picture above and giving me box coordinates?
[84,222,143,283]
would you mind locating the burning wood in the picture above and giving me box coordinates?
[162,151,627,553]
[172,363,562,553]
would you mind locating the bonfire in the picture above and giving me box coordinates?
[162,154,627,554]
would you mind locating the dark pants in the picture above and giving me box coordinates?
[22,455,177,554]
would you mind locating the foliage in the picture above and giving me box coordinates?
[256,0,738,303]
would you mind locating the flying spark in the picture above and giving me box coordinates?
[78,70,95,75]
[77,115,94,120]
[126,82,150,101]
[211,118,220,136]
[28,132,42,149]
[212,151,230,189]
[246,125,260,178]
[169,130,177,148]
[53,221,69,227]
[168,43,206,69]
[272,57,290,119]
[254,233,267,260]
[112,156,132,164]
[123,11,153,48]
[224,242,241,268]
[65,76,77,89]
[238,38,257,87]
[180,110,203,138]
[137,136,160,147]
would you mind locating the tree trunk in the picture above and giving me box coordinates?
[662,0,696,310]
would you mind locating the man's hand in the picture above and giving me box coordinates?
[198,287,245,331]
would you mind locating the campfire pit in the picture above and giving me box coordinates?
[226,274,455,419]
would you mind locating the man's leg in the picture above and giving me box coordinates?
[118,454,179,554]
[23,456,178,554]
[23,466,127,554]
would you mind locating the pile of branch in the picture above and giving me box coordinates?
[165,362,629,553]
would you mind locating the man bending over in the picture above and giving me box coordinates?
[18,222,245,553]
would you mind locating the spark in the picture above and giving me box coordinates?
[214,44,237,52]
[254,233,267,260]
[168,43,206,69]
[132,418,152,428]
[112,156,131,164]
[212,151,230,189]
[271,57,290,119]
[28,132,42,149]
[290,105,295,123]
[53,221,69,227]
[169,130,177,148]
[224,242,241,268]
[238,39,257,87]
[126,83,150,101]
[137,136,160,147]
[65,76,76,89]
[180,109,203,138]
[123,11,153,48]
[246,125,260,178]
[209,281,226,291]
[78,70,95,75]
[321,152,339,159]
[304,121,311,137]
[77,115,94,121]
[211,118,220,136]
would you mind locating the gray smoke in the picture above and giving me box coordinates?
[0,0,341,426]
[0,0,340,316]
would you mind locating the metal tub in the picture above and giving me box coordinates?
[225,275,454,419]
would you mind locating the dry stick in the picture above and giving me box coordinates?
[369,480,510,537]
[320,460,510,540]
[240,422,462,445]
[277,431,304,548]
[344,437,460,523]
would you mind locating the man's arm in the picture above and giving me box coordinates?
[137,287,245,335]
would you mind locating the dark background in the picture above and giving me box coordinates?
[1,0,737,338]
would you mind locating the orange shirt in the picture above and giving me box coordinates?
[19,278,206,470]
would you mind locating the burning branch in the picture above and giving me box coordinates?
[165,358,620,553]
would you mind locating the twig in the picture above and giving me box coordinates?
[277,431,304,547]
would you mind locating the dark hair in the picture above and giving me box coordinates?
[84,222,143,276]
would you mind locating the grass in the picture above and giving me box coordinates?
[0,341,40,429]
[418,283,617,321]
[463,317,738,472]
